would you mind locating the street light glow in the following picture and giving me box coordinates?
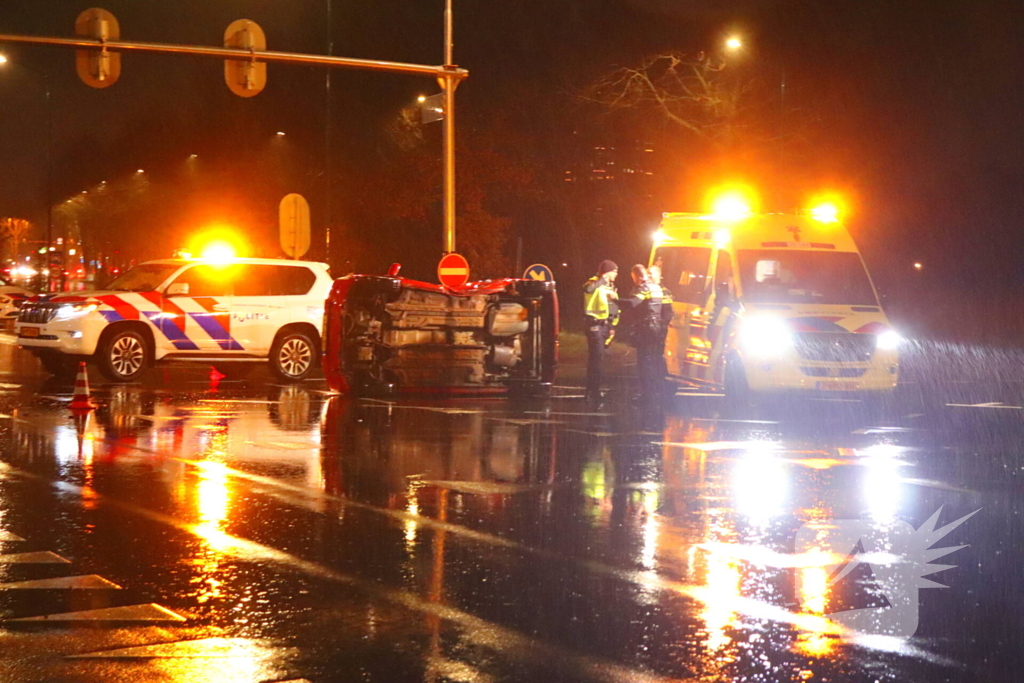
[417,95,427,103]
[276,131,286,136]
[136,169,144,173]
[0,55,8,65]
[726,37,743,50]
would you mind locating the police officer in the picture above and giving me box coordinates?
[621,264,669,404]
[583,260,619,401]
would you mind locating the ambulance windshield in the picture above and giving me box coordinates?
[738,250,878,305]
[105,263,181,292]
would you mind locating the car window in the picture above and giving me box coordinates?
[276,266,316,295]
[231,265,315,296]
[170,264,237,297]
[652,246,711,305]
[106,263,181,292]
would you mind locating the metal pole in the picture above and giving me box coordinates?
[324,0,333,267]
[45,80,57,292]
[0,34,466,78]
[440,0,457,254]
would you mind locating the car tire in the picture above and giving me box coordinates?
[269,330,318,382]
[96,329,150,382]
[213,363,257,380]
[36,350,78,378]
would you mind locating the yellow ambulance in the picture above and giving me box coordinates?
[649,208,899,402]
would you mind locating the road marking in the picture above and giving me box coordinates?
[946,402,1022,410]
[0,574,121,589]
[71,637,262,659]
[0,531,24,541]
[0,551,70,564]
[421,481,553,495]
[245,441,318,451]
[10,603,186,622]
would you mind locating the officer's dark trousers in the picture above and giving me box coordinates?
[585,320,611,398]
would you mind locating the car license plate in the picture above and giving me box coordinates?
[817,380,858,391]
[20,327,39,338]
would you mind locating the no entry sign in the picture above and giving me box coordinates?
[438,252,470,288]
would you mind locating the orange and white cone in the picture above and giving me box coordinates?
[69,362,96,413]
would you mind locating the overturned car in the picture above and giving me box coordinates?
[322,272,558,396]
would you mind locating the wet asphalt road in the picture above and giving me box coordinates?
[0,333,1022,682]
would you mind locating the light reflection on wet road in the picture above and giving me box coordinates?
[0,340,1019,682]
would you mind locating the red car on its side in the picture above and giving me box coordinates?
[322,271,557,396]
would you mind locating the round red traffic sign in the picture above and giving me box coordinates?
[438,252,470,288]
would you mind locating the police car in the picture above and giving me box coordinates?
[0,276,32,324]
[16,258,332,382]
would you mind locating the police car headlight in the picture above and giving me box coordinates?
[876,330,902,351]
[740,316,793,356]
[53,302,98,321]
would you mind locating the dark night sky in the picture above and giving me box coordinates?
[1,0,1022,294]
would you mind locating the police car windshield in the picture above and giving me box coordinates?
[105,263,181,292]
[738,250,878,305]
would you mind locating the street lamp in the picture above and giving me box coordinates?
[0,53,54,292]
[725,37,743,50]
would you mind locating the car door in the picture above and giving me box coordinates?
[230,264,290,353]
[164,264,239,351]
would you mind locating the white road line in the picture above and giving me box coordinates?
[10,603,185,622]
[0,575,122,590]
[0,551,70,564]
[945,402,1023,410]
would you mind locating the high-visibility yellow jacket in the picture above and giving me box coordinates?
[583,276,619,322]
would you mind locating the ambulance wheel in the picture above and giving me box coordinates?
[96,328,150,382]
[36,350,77,378]
[269,330,317,382]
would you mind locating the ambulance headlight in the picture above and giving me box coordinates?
[740,316,793,356]
[876,330,902,351]
[53,302,98,321]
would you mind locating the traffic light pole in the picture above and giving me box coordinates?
[441,0,457,254]
[0,22,469,258]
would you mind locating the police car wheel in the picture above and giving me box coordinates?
[97,329,149,382]
[270,331,317,382]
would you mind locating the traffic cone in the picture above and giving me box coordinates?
[69,362,96,413]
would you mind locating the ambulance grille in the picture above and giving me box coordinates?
[17,303,60,324]
[793,333,875,363]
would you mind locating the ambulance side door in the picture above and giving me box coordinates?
[705,250,739,384]
[653,246,712,378]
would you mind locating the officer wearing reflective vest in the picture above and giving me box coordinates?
[583,260,619,400]
[621,264,671,403]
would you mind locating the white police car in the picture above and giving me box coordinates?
[0,276,32,324]
[15,258,332,382]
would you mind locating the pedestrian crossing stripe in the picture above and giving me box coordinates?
[70,637,262,658]
[0,531,24,541]
[11,603,186,622]
[0,551,70,564]
[0,575,121,590]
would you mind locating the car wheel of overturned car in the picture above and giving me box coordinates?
[97,328,150,382]
[270,330,317,382]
